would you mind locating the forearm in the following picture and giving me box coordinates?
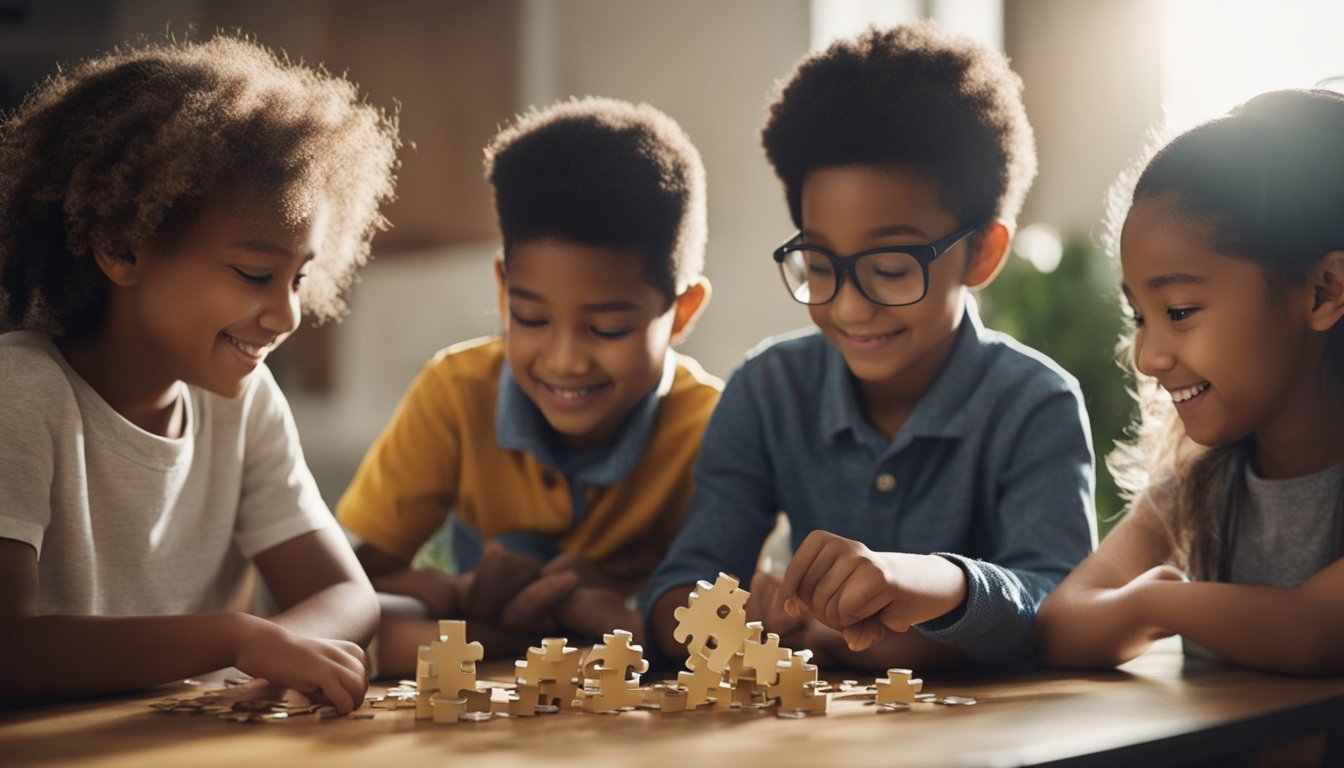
[1035,584,1168,669]
[270,579,379,647]
[1139,581,1344,676]
[374,597,537,679]
[0,612,256,706]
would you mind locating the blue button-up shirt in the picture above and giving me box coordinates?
[642,304,1097,663]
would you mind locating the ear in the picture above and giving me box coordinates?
[963,220,1012,289]
[670,277,711,344]
[494,254,508,327]
[1308,250,1344,332]
[93,244,146,287]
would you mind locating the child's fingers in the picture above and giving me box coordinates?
[835,573,896,628]
[813,556,870,628]
[499,570,580,633]
[841,619,885,652]
[784,532,847,608]
[779,530,833,599]
[468,544,542,619]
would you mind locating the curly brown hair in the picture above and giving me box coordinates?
[0,35,400,337]
[761,21,1036,233]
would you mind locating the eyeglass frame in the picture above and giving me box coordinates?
[771,224,980,307]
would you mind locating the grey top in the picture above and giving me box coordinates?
[1231,461,1343,586]
[641,303,1098,664]
[1183,460,1342,661]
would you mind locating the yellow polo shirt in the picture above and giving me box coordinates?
[337,336,722,583]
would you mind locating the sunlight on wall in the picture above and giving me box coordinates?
[810,0,1001,51]
[1160,0,1344,132]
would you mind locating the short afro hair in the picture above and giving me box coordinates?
[0,34,400,337]
[762,21,1036,232]
[484,96,706,299]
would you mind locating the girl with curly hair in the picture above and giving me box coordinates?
[0,35,399,708]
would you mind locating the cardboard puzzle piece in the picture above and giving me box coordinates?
[417,619,484,701]
[500,683,541,717]
[673,572,752,673]
[582,630,649,683]
[581,630,650,714]
[640,683,689,713]
[742,626,791,686]
[677,663,732,711]
[875,668,924,706]
[429,694,467,724]
[769,651,828,714]
[515,637,580,687]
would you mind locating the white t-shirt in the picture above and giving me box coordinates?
[0,331,334,616]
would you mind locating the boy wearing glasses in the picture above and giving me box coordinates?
[338,97,720,672]
[645,22,1095,669]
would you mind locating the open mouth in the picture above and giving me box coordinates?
[542,381,606,400]
[222,332,268,360]
[1169,381,1209,403]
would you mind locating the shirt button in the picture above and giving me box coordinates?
[875,473,897,492]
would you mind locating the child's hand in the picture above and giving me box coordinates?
[233,619,369,713]
[497,569,581,634]
[460,542,544,621]
[780,530,966,651]
[554,586,641,643]
[746,569,807,639]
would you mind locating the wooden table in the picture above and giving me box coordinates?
[3,638,1342,767]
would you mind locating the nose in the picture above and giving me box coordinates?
[1133,326,1174,377]
[545,327,592,377]
[830,272,877,324]
[258,281,301,336]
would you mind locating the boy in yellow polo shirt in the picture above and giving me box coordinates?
[338,97,720,671]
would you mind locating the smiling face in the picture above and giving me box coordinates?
[497,238,679,448]
[126,189,324,399]
[799,165,976,409]
[1120,197,1314,448]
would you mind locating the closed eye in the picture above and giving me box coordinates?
[509,310,546,327]
[592,327,633,340]
[233,267,271,284]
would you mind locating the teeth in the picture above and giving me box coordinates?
[223,333,265,357]
[549,384,599,400]
[1170,382,1209,403]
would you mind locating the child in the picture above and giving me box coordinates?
[0,37,398,709]
[337,97,720,672]
[645,22,1097,669]
[1036,89,1344,677]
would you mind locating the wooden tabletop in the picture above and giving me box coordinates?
[3,638,1342,768]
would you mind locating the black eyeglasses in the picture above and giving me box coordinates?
[772,225,978,307]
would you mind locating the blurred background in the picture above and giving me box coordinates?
[4,0,1343,535]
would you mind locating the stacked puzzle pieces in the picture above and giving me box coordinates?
[414,572,926,722]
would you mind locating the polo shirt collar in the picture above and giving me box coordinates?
[495,350,676,487]
[820,295,991,447]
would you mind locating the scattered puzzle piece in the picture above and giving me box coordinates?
[875,668,924,706]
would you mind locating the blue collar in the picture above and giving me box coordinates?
[495,351,676,487]
[819,296,990,451]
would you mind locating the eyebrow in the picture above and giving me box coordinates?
[1143,272,1207,289]
[801,223,929,242]
[508,287,643,312]
[229,239,310,261]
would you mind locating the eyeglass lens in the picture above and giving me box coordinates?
[778,247,924,306]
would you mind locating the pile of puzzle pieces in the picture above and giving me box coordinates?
[414,572,928,723]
